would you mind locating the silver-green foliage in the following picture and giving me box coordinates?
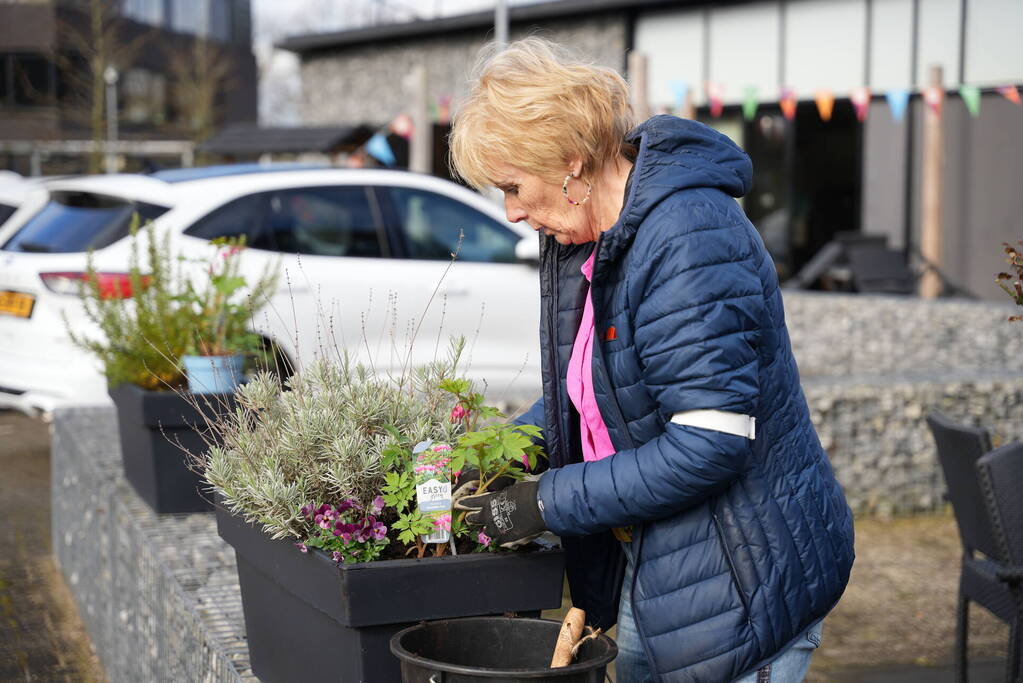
[204,352,465,540]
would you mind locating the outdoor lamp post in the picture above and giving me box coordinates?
[104,65,119,175]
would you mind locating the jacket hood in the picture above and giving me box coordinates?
[599,116,753,263]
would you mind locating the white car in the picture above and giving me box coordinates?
[0,172,50,231]
[0,165,541,416]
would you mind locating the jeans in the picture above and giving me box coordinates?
[616,543,823,682]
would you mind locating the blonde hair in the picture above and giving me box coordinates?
[449,37,634,190]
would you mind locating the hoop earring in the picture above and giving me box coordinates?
[562,174,592,206]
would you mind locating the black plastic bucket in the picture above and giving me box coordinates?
[390,616,617,682]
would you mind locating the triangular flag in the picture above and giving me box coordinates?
[742,86,759,121]
[851,86,871,122]
[390,113,413,139]
[707,82,725,118]
[670,80,689,113]
[780,87,797,121]
[886,88,910,122]
[366,132,396,166]
[815,89,835,122]
[997,85,1021,105]
[438,95,452,124]
[959,85,981,117]
[923,86,944,116]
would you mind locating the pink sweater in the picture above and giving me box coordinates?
[566,251,617,462]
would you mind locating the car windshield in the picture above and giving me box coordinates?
[0,191,168,253]
[0,202,15,226]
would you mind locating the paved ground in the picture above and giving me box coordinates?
[0,409,105,683]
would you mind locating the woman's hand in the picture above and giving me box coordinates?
[455,480,546,548]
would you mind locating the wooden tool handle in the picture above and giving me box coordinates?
[550,607,586,668]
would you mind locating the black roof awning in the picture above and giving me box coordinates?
[198,124,375,156]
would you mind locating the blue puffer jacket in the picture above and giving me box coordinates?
[518,116,855,682]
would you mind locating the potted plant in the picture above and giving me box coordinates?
[181,240,276,395]
[202,342,565,683]
[996,240,1023,322]
[70,221,273,513]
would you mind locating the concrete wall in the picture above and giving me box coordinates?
[299,14,628,127]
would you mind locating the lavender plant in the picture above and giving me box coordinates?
[202,345,466,541]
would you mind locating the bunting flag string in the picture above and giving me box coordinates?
[742,86,759,121]
[365,132,396,166]
[958,85,981,118]
[815,89,835,122]
[851,86,871,122]
[886,88,910,122]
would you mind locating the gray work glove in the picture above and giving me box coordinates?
[455,479,546,548]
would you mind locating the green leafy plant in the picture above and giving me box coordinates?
[996,240,1023,322]
[181,238,277,357]
[70,219,195,389]
[71,221,278,390]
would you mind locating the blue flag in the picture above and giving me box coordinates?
[366,132,396,166]
[886,88,910,123]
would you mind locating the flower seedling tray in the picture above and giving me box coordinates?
[109,384,233,513]
[215,503,566,683]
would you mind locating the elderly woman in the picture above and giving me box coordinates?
[452,39,854,683]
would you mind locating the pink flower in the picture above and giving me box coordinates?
[370,496,385,515]
[295,542,308,553]
[450,405,468,422]
[477,531,491,548]
[331,551,343,563]
[521,454,531,470]
[433,514,452,531]
[432,444,452,452]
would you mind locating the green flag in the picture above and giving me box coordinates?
[959,85,981,118]
[743,86,759,121]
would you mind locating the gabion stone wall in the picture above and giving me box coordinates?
[784,292,1022,378]
[51,407,254,683]
[781,292,1023,514]
[805,375,1023,516]
[300,14,628,127]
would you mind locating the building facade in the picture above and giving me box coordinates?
[282,0,1021,301]
[0,0,257,173]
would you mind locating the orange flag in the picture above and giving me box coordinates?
[780,87,797,121]
[997,85,1021,105]
[815,89,835,122]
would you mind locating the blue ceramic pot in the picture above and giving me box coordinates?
[182,354,244,395]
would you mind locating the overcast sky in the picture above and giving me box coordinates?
[252,0,531,125]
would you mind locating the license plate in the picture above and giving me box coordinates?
[0,290,35,318]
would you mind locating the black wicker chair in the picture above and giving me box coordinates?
[977,441,1023,683]
[927,411,1015,682]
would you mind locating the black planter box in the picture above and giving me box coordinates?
[109,384,234,514]
[215,504,567,683]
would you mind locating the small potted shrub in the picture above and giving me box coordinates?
[202,342,565,683]
[71,221,274,513]
[181,241,276,394]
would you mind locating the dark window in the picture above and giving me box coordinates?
[0,203,16,226]
[185,194,266,243]
[387,187,518,263]
[261,186,384,258]
[1,53,53,106]
[1,192,168,253]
